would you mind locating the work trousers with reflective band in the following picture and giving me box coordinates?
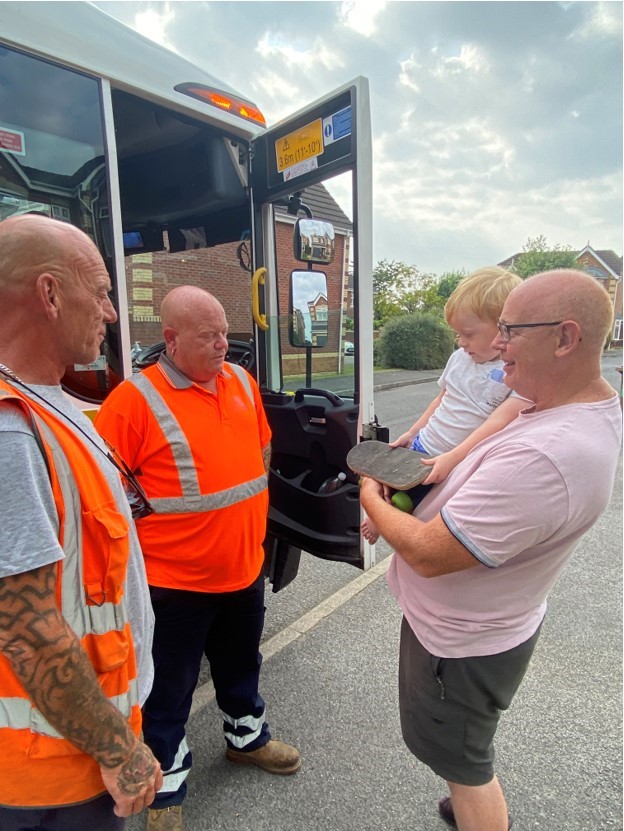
[144,571,270,808]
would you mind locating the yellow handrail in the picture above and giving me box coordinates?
[251,267,269,331]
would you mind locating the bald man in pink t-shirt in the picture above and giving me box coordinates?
[361,270,622,831]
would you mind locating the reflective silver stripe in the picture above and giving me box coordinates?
[156,355,255,408]
[130,371,267,515]
[222,710,264,749]
[130,373,201,498]
[227,362,254,406]
[157,736,191,794]
[150,474,267,514]
[0,680,138,736]
[35,418,87,637]
[35,419,130,639]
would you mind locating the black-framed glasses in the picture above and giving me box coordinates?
[105,442,155,520]
[497,320,562,342]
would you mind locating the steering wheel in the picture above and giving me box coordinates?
[226,340,255,371]
[133,340,255,372]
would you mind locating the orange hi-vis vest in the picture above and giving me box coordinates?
[95,359,271,592]
[0,382,141,809]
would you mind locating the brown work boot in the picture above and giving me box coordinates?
[146,805,183,831]
[225,739,301,775]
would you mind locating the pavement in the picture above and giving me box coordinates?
[371,344,623,392]
[372,367,443,391]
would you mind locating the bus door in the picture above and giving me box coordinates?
[249,79,380,588]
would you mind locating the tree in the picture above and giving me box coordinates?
[373,260,447,327]
[437,270,467,300]
[373,260,421,327]
[510,235,580,279]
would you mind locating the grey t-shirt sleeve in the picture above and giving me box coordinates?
[0,407,63,577]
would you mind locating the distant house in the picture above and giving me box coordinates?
[498,245,622,341]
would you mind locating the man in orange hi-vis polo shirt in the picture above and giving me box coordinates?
[95,286,300,831]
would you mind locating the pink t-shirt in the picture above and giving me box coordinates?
[387,396,622,658]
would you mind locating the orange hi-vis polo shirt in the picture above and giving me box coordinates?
[95,357,271,592]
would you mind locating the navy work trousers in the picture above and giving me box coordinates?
[143,571,270,808]
[0,794,124,831]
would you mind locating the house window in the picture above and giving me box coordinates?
[51,205,71,222]
[587,266,608,279]
[614,319,622,340]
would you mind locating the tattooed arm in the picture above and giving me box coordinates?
[262,441,272,474]
[0,562,163,816]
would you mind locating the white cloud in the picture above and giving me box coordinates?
[571,1,623,39]
[431,43,490,78]
[339,0,386,37]
[257,31,344,72]
[398,56,422,93]
[251,69,302,121]
[133,4,176,49]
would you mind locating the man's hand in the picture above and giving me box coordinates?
[100,738,163,817]
[360,476,385,506]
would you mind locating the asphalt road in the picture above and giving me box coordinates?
[128,349,623,831]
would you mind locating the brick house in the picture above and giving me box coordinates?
[126,182,353,376]
[498,245,622,342]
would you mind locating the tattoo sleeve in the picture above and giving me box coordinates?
[0,562,138,770]
[262,442,271,473]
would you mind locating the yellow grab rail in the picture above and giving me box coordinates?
[251,267,269,331]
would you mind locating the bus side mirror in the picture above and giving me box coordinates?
[289,269,328,348]
[293,218,335,265]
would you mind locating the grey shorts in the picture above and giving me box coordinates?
[398,616,541,786]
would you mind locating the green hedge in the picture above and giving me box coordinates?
[377,313,454,370]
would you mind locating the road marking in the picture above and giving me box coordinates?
[189,556,391,716]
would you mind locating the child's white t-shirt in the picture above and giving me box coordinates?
[418,349,518,455]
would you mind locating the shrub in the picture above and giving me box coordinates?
[373,337,383,366]
[377,313,454,370]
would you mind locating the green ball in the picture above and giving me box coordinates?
[391,491,414,513]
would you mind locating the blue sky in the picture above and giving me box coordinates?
[95,1,623,275]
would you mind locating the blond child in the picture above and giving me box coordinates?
[362,266,528,543]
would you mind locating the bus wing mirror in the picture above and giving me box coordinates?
[288,269,328,348]
[293,218,335,265]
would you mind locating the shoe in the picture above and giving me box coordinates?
[438,796,513,829]
[146,805,183,831]
[225,739,301,775]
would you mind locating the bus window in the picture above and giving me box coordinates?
[110,89,256,368]
[274,175,355,400]
[0,44,123,401]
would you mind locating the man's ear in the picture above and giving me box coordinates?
[163,326,176,352]
[36,273,61,319]
[555,320,582,356]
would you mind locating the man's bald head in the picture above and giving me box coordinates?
[0,214,116,382]
[160,286,229,385]
[0,214,98,298]
[160,285,224,333]
[509,269,614,352]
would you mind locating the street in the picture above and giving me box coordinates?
[129,352,622,831]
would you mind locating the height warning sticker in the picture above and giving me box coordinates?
[275,118,323,174]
